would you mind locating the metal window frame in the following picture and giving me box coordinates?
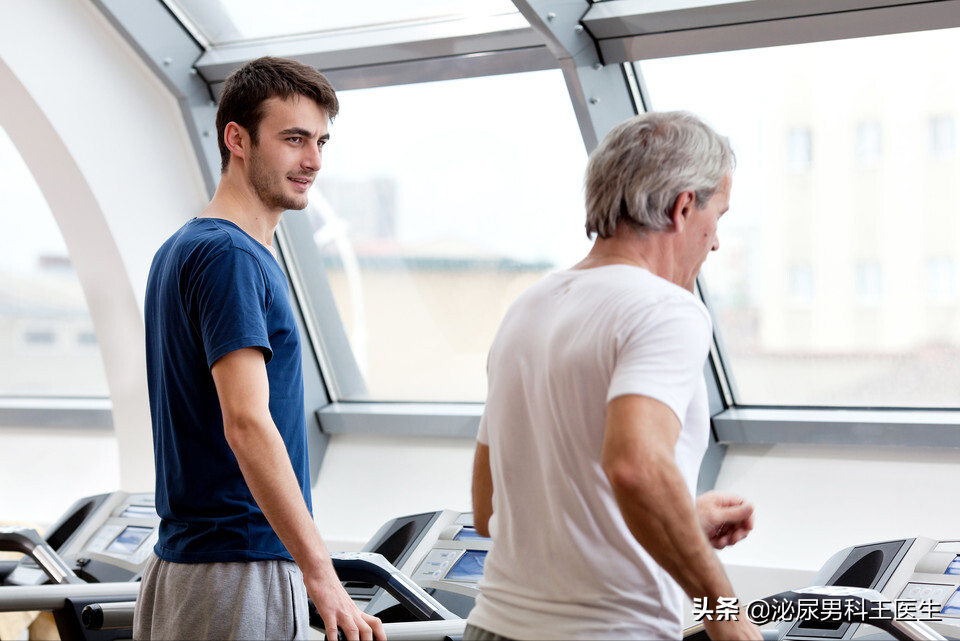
[71,0,960,462]
[317,402,482,439]
[582,0,960,62]
[713,407,960,447]
[0,398,113,430]
[84,0,571,442]
[192,11,558,93]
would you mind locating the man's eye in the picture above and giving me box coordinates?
[287,137,302,144]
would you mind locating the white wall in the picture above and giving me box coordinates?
[312,434,476,549]
[713,442,960,605]
[313,438,960,584]
[0,427,120,528]
[0,0,208,495]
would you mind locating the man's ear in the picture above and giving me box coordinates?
[223,121,249,162]
[670,190,696,232]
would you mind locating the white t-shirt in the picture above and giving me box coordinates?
[468,265,713,640]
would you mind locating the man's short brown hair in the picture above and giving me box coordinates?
[216,56,339,172]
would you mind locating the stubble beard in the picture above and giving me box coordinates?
[248,147,310,212]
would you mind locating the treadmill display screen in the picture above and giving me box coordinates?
[106,525,153,554]
[453,527,487,541]
[121,504,158,519]
[946,556,960,575]
[942,587,960,616]
[445,550,487,583]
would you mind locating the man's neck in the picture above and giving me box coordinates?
[201,169,282,251]
[574,227,692,291]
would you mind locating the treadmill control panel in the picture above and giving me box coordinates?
[3,491,159,586]
[79,495,159,569]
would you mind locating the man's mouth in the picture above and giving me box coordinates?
[288,176,313,188]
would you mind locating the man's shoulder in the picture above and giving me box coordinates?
[173,217,250,249]
[600,270,712,336]
[575,266,706,312]
[161,218,265,267]
[504,266,704,316]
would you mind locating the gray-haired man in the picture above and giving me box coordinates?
[466,112,762,641]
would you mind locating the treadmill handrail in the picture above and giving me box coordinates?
[0,526,82,585]
[0,582,141,613]
[331,552,459,621]
[79,600,467,641]
[82,600,137,630]
[78,553,462,635]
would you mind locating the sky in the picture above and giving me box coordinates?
[175,0,518,44]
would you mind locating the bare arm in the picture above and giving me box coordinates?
[601,394,761,640]
[471,443,493,538]
[211,348,384,641]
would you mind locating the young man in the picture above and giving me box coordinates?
[466,112,762,640]
[135,57,384,641]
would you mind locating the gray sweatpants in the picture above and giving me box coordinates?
[134,554,309,640]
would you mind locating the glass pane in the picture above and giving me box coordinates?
[0,127,109,397]
[168,0,518,45]
[304,70,591,402]
[641,28,960,408]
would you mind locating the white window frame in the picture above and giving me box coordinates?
[81,0,960,460]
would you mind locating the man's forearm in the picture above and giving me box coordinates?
[225,414,334,579]
[212,347,334,581]
[607,446,736,603]
[602,394,736,605]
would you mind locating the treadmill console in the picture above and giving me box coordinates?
[781,537,960,640]
[353,511,490,621]
[409,519,490,593]
[4,492,158,586]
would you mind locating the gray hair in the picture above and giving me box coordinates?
[584,111,734,239]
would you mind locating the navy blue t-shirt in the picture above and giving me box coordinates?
[144,217,311,563]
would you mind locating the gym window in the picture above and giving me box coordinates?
[640,28,960,409]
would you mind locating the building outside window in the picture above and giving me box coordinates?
[640,28,960,408]
[304,70,591,402]
[856,121,882,167]
[930,115,956,159]
[787,127,813,172]
[855,261,883,304]
[0,127,108,397]
[926,257,957,304]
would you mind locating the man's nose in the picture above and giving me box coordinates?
[303,145,321,171]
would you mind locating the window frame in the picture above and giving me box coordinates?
[270,53,571,434]
[580,0,960,443]
[583,0,960,63]
[0,397,113,429]
[84,0,960,455]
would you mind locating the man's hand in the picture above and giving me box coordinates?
[307,570,385,641]
[696,491,755,550]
